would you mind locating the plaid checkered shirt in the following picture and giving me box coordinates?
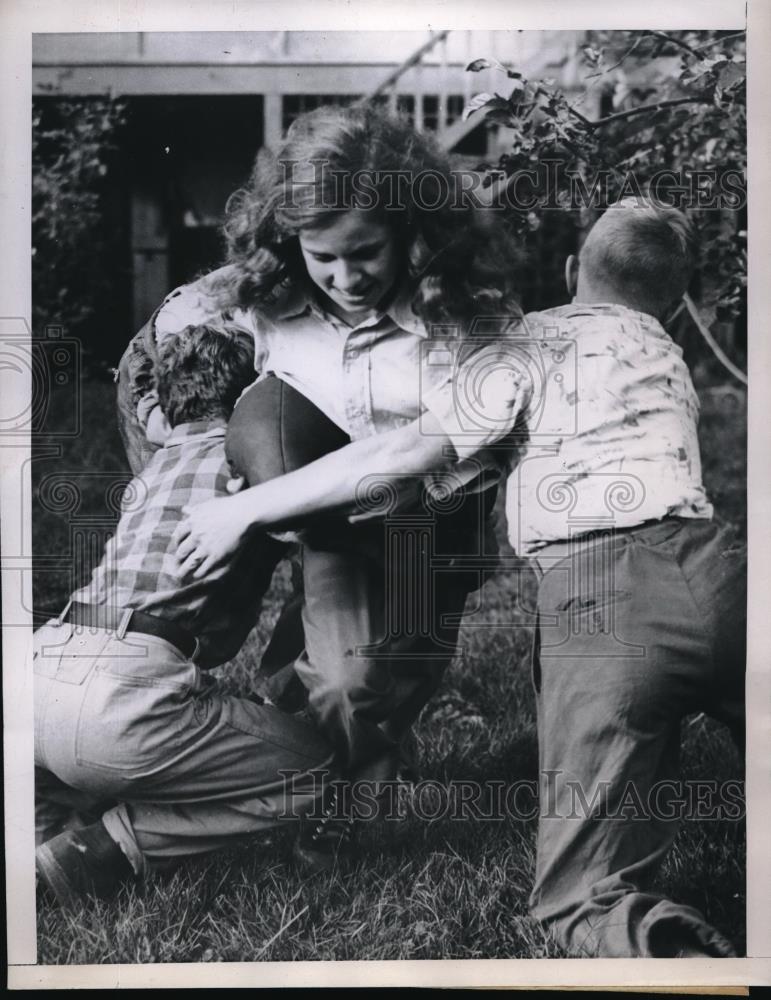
[71,419,274,668]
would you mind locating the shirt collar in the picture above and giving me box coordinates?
[267,278,427,337]
[271,280,313,321]
[386,282,427,336]
[166,418,227,444]
[545,301,666,331]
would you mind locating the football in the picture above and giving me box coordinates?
[225,375,351,486]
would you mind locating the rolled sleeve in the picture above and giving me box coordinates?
[421,341,531,460]
[136,390,160,429]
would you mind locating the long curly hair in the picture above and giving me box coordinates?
[214,103,523,333]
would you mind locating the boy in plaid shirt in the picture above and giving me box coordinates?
[34,324,335,908]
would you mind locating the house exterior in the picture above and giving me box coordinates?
[32,30,591,336]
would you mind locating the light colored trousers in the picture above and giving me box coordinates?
[34,622,335,876]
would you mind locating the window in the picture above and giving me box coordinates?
[396,94,415,124]
[422,95,439,131]
[446,94,465,126]
[281,94,361,132]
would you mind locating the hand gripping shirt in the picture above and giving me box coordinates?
[505,303,713,556]
[70,420,277,668]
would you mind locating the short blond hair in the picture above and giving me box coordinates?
[580,201,697,313]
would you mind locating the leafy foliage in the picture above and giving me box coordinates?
[465,30,746,331]
[32,98,127,348]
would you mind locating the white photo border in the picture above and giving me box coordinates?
[3,0,769,988]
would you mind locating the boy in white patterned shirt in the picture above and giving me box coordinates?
[510,203,746,957]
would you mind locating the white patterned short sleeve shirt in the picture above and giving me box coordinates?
[505,302,713,556]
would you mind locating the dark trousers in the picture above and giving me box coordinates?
[530,517,746,957]
[259,487,498,780]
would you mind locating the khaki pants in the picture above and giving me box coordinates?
[34,622,335,875]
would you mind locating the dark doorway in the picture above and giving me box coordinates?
[125,95,264,330]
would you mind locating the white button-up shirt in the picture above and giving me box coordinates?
[151,267,527,491]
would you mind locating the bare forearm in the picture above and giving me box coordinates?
[174,346,528,581]
[230,415,452,530]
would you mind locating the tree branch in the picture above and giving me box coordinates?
[647,30,700,57]
[585,35,643,79]
[694,31,746,51]
[566,105,593,127]
[590,97,704,129]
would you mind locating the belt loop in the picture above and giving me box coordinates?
[56,598,72,626]
[116,608,133,640]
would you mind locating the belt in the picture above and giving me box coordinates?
[531,517,685,570]
[57,600,199,660]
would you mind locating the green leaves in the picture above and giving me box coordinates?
[466,57,523,80]
[32,98,127,340]
[465,28,747,333]
[463,93,505,119]
[462,93,519,124]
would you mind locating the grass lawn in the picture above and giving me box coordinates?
[31,373,746,964]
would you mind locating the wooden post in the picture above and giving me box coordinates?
[414,61,424,132]
[464,30,473,105]
[263,93,283,150]
[438,32,448,138]
[131,184,168,331]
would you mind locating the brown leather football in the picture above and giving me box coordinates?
[225,375,351,486]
